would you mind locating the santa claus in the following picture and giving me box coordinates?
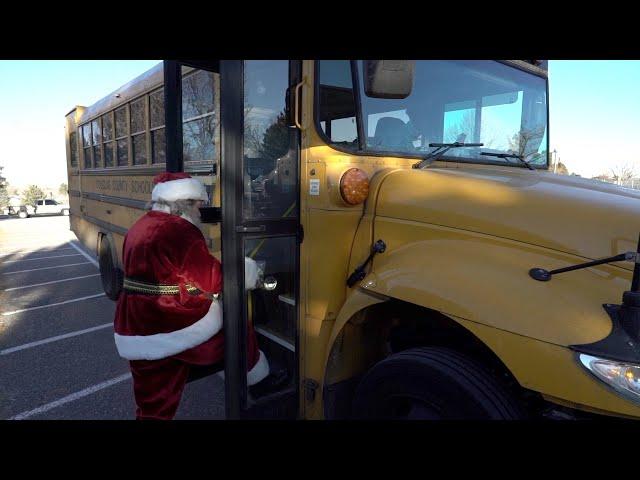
[114,171,274,420]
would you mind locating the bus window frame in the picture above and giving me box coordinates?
[81,122,93,169]
[69,130,79,169]
[181,69,219,168]
[313,60,550,170]
[149,87,166,166]
[114,104,130,168]
[130,96,148,166]
[102,111,116,168]
[92,117,103,169]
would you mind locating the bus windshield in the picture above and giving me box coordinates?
[356,60,549,167]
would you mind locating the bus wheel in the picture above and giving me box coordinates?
[352,347,523,420]
[99,236,123,301]
[18,210,28,219]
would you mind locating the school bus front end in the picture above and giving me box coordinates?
[64,59,640,419]
[301,60,640,419]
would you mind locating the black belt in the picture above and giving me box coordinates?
[123,277,202,296]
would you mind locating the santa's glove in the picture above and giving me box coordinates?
[244,256,262,290]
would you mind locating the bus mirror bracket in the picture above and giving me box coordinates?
[200,206,222,224]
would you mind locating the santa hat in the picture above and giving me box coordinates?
[151,172,209,203]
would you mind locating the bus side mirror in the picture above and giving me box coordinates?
[363,60,415,99]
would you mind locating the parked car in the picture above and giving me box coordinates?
[3,196,35,218]
[33,198,70,216]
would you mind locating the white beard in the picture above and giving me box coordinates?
[180,212,203,231]
[152,202,203,232]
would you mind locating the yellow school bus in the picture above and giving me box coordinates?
[65,60,640,420]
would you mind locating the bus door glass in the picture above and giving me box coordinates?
[181,66,220,187]
[180,66,221,253]
[220,60,301,418]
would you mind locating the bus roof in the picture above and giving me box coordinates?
[74,61,163,124]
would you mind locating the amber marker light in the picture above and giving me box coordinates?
[339,168,370,205]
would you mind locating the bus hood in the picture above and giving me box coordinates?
[375,167,640,266]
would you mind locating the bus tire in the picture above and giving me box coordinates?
[352,346,524,420]
[99,235,123,301]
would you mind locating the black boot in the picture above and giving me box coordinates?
[248,369,289,399]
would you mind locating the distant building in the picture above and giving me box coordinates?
[591,174,640,190]
[592,174,615,184]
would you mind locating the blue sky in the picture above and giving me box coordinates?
[548,60,640,178]
[0,60,160,189]
[0,60,638,189]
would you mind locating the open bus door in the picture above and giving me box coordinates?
[164,60,300,419]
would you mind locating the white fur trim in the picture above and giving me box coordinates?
[245,256,262,290]
[151,178,209,203]
[247,350,270,386]
[114,299,222,360]
[214,349,270,386]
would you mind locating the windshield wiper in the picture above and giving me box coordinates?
[413,142,484,169]
[480,152,535,171]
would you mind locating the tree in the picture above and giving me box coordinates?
[443,110,476,144]
[257,111,289,162]
[507,126,546,160]
[609,163,637,186]
[0,184,8,209]
[243,104,264,158]
[555,161,569,175]
[443,110,499,149]
[22,185,45,207]
[0,165,7,208]
[59,183,68,196]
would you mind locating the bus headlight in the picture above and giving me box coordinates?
[579,353,640,404]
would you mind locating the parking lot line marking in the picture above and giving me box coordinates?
[3,253,82,263]
[0,323,112,355]
[3,274,101,292]
[1,293,106,316]
[1,262,92,275]
[8,373,132,420]
[1,234,72,239]
[68,241,99,268]
[0,247,76,257]
[0,245,75,253]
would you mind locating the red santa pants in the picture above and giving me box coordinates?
[129,327,261,420]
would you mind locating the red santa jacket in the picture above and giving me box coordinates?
[114,210,223,362]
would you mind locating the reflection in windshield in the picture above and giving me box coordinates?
[360,61,548,165]
[319,60,548,167]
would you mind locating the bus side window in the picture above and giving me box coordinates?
[150,88,166,165]
[81,123,92,169]
[115,106,128,167]
[69,131,78,168]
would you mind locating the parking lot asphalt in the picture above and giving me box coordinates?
[0,214,225,420]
